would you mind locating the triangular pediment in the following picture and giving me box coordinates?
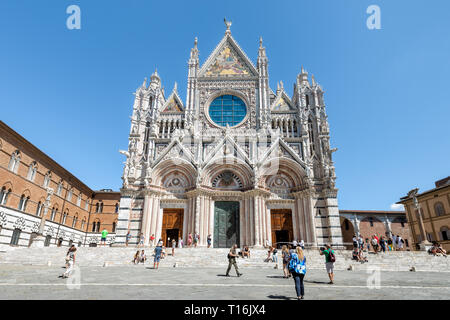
[152,139,195,168]
[271,91,296,112]
[160,85,184,113]
[199,34,259,78]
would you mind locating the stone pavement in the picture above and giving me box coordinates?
[0,264,449,300]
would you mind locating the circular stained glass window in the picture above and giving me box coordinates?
[208,95,247,127]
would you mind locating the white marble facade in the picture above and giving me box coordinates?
[116,22,343,248]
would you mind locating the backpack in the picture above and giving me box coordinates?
[328,250,336,263]
[288,253,306,275]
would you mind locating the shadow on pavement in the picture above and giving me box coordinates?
[267,295,292,300]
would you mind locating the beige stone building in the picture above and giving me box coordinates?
[397,177,450,251]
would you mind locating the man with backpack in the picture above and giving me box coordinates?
[225,244,243,277]
[320,244,335,284]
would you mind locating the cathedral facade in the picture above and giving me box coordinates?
[116,22,344,248]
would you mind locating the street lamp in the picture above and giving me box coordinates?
[408,188,432,251]
[30,187,53,248]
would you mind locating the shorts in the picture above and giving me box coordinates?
[101,237,106,242]
[154,255,161,263]
[326,262,335,273]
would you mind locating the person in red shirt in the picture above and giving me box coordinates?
[150,234,155,247]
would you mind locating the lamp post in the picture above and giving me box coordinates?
[409,188,432,251]
[30,187,53,248]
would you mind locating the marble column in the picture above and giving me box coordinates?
[141,194,153,245]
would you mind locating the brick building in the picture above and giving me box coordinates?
[339,210,412,250]
[0,121,120,247]
[397,177,450,251]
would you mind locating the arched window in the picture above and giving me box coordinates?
[50,207,57,221]
[434,202,445,216]
[92,220,100,232]
[62,211,68,224]
[76,194,82,207]
[0,187,11,205]
[112,221,117,233]
[66,188,73,202]
[8,150,21,173]
[84,199,89,210]
[441,227,449,241]
[43,171,52,188]
[305,94,310,107]
[308,118,315,154]
[115,203,119,213]
[18,194,29,212]
[56,180,63,196]
[369,217,374,227]
[10,228,21,245]
[96,201,103,213]
[81,218,86,230]
[27,161,38,181]
[36,201,43,216]
[72,213,78,228]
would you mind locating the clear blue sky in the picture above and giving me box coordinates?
[1,0,449,210]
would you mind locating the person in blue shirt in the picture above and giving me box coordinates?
[153,244,163,269]
[289,247,306,300]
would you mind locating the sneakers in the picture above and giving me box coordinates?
[237,273,243,277]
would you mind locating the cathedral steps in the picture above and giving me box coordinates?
[0,247,448,272]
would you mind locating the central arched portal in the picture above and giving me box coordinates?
[214,201,240,248]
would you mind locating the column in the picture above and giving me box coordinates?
[253,195,261,246]
[141,194,153,245]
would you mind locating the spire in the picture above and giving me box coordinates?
[258,36,266,58]
[190,37,199,60]
[173,82,178,92]
[311,74,316,86]
[224,18,232,35]
[141,77,147,88]
[298,66,309,86]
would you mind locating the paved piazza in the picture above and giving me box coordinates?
[0,264,449,300]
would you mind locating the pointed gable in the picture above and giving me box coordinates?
[199,33,258,78]
[271,90,295,112]
[161,85,184,113]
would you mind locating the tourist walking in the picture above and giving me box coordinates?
[292,239,298,248]
[272,247,278,263]
[187,233,193,247]
[171,239,176,256]
[138,233,145,248]
[150,234,155,247]
[387,237,393,251]
[62,245,76,278]
[371,236,378,253]
[379,236,386,252]
[178,237,183,248]
[397,235,403,251]
[299,239,305,249]
[225,244,243,277]
[207,234,212,248]
[125,231,131,247]
[352,234,358,249]
[392,234,397,250]
[288,247,307,300]
[101,228,108,246]
[281,245,291,278]
[193,232,199,247]
[320,244,335,284]
[154,243,163,269]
